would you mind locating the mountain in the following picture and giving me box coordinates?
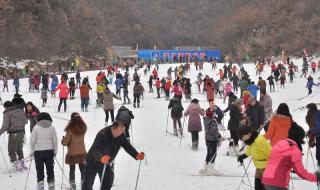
[0,0,319,58]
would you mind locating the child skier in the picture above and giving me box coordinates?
[96,81,105,107]
[237,126,271,190]
[199,107,222,176]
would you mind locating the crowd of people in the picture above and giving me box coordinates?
[1,56,320,190]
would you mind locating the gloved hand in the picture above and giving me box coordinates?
[308,138,316,148]
[237,154,248,165]
[100,155,111,164]
[31,112,38,117]
[316,172,320,182]
[136,152,145,160]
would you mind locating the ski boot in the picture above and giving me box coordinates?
[206,163,222,176]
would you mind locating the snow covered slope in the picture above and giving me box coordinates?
[0,58,320,190]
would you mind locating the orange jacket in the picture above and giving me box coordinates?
[264,114,292,146]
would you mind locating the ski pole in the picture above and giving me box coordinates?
[166,109,169,136]
[179,117,187,147]
[237,159,252,190]
[309,148,317,171]
[0,144,12,177]
[100,163,108,190]
[23,157,33,190]
[51,115,70,122]
[134,160,142,190]
[61,146,65,189]
[130,123,133,144]
[242,163,253,190]
[54,157,73,190]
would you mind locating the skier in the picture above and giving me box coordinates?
[50,74,58,98]
[12,93,26,110]
[54,79,70,112]
[239,77,249,98]
[0,101,27,170]
[69,77,76,99]
[2,76,8,92]
[96,81,105,107]
[231,74,239,94]
[264,103,292,146]
[237,126,271,190]
[227,98,243,156]
[115,106,134,141]
[40,85,49,107]
[80,81,90,112]
[61,112,87,190]
[257,77,267,92]
[259,89,273,130]
[114,77,122,97]
[247,82,260,98]
[305,103,320,170]
[262,123,320,190]
[172,82,183,99]
[148,75,153,92]
[103,87,121,125]
[224,92,238,113]
[13,75,20,93]
[76,70,81,88]
[30,112,57,190]
[223,82,233,103]
[266,75,275,92]
[168,98,184,136]
[184,78,192,100]
[81,121,145,190]
[246,96,265,131]
[133,81,144,108]
[25,101,40,133]
[122,76,131,104]
[306,76,317,95]
[155,78,161,98]
[184,99,205,151]
[199,108,222,176]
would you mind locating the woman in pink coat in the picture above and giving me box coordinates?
[262,122,320,190]
[223,82,233,103]
[184,99,205,151]
[54,80,70,112]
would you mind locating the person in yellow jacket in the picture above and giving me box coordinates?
[237,126,271,190]
[96,82,106,107]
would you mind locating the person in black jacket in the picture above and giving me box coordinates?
[82,121,144,190]
[246,96,265,131]
[227,98,243,156]
[168,98,184,136]
[224,92,238,113]
[115,106,134,141]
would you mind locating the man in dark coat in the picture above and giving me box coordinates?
[115,106,134,140]
[227,98,243,156]
[168,98,184,136]
[246,96,265,131]
[82,121,144,190]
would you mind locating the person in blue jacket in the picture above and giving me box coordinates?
[247,82,260,98]
[50,74,59,98]
[306,76,318,95]
[114,78,122,97]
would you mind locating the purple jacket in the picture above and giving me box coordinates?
[184,103,205,132]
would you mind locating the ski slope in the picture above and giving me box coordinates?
[0,58,320,190]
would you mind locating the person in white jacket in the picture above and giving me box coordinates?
[30,112,58,190]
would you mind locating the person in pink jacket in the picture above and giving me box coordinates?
[184,98,205,151]
[223,82,233,103]
[171,82,183,99]
[262,122,320,190]
[54,80,70,112]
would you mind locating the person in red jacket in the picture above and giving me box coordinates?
[152,68,158,79]
[171,82,183,99]
[164,80,172,100]
[155,78,161,98]
[54,80,70,112]
[262,122,320,190]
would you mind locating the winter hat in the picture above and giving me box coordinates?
[191,98,199,104]
[288,122,305,151]
[237,126,254,139]
[4,101,13,108]
[236,98,243,105]
[37,112,53,122]
[276,103,291,117]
